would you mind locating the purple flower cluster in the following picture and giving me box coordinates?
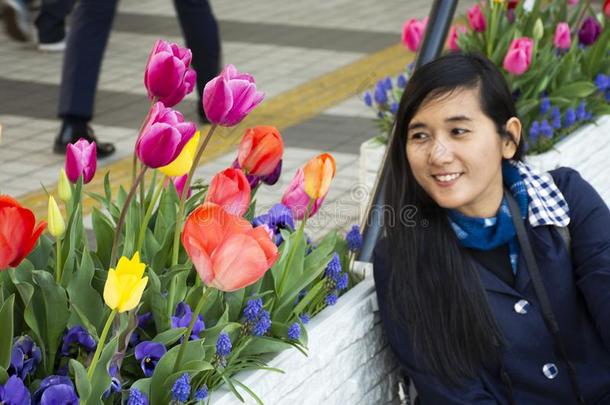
[216,332,232,357]
[171,373,191,402]
[128,388,149,405]
[345,224,362,252]
[323,253,348,307]
[9,335,41,380]
[242,297,272,336]
[135,341,167,377]
[172,302,205,341]
[252,203,295,246]
[287,322,301,340]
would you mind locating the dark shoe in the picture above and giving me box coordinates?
[2,0,32,42]
[53,122,116,158]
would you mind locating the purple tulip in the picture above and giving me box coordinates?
[65,138,97,184]
[578,17,601,46]
[60,325,97,357]
[134,341,166,377]
[32,375,78,405]
[252,203,294,246]
[144,39,196,107]
[260,159,282,185]
[172,302,205,340]
[0,375,31,405]
[136,102,196,168]
[9,335,41,380]
[231,158,261,188]
[202,64,265,126]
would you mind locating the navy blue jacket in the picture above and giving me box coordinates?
[373,168,610,404]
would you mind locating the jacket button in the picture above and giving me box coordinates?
[514,299,529,314]
[542,363,558,379]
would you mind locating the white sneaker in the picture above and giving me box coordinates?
[2,0,32,42]
[38,39,66,52]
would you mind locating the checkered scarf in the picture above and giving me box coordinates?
[448,160,570,274]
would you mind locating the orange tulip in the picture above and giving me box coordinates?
[205,168,251,217]
[237,126,284,177]
[303,153,336,200]
[0,196,46,269]
[181,202,278,291]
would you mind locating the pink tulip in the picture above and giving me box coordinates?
[568,0,578,5]
[65,139,97,184]
[503,37,534,75]
[447,25,467,51]
[281,168,325,220]
[171,174,191,199]
[202,64,265,127]
[467,4,486,32]
[401,18,426,52]
[554,22,571,50]
[205,168,251,217]
[144,39,196,107]
[136,102,196,168]
[182,202,278,292]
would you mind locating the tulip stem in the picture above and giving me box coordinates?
[277,198,314,299]
[136,175,166,253]
[87,309,117,380]
[110,166,148,267]
[55,236,63,283]
[170,124,218,267]
[172,287,211,374]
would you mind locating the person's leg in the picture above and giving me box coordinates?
[2,0,32,41]
[173,0,221,120]
[35,0,76,48]
[55,0,117,157]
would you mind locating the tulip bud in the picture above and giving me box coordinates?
[103,252,148,313]
[303,153,336,200]
[65,139,97,184]
[533,18,544,40]
[503,37,534,75]
[58,169,72,202]
[48,196,65,237]
[237,126,284,177]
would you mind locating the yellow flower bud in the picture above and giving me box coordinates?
[58,169,72,202]
[158,131,201,177]
[533,18,544,41]
[103,252,148,313]
[47,196,66,237]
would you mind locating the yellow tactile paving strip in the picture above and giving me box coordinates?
[21,43,414,219]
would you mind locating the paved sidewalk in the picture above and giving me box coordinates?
[0,0,476,237]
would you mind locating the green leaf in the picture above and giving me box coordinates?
[69,359,91,401]
[0,366,8,385]
[238,336,295,357]
[550,81,597,99]
[88,335,119,402]
[91,207,115,269]
[152,328,186,346]
[0,295,15,369]
[32,270,70,374]
[146,270,171,332]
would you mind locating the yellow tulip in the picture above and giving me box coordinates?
[158,131,200,177]
[303,153,336,199]
[47,196,65,237]
[103,252,148,312]
[58,169,72,202]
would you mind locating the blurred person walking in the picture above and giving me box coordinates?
[53,0,221,158]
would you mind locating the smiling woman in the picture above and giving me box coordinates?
[373,53,610,404]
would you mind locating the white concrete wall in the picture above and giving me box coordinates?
[211,277,402,405]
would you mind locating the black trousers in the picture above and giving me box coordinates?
[58,0,221,121]
[35,0,76,43]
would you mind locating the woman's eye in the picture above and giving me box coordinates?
[451,128,468,136]
[409,132,428,141]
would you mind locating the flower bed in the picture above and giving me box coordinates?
[0,39,365,404]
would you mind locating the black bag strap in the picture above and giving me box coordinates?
[505,191,586,405]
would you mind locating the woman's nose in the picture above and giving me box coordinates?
[428,139,454,165]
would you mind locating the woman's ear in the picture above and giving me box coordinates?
[502,117,522,159]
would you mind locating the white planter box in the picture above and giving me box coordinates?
[211,274,401,405]
[358,138,387,221]
[357,116,610,219]
[525,115,610,205]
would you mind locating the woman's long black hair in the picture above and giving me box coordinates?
[385,52,525,384]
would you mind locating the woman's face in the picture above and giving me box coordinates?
[405,87,519,218]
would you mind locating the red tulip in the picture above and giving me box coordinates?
[181,203,278,292]
[604,0,610,17]
[0,196,46,269]
[205,168,251,216]
[237,126,284,177]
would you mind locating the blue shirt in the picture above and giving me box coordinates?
[373,167,610,404]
